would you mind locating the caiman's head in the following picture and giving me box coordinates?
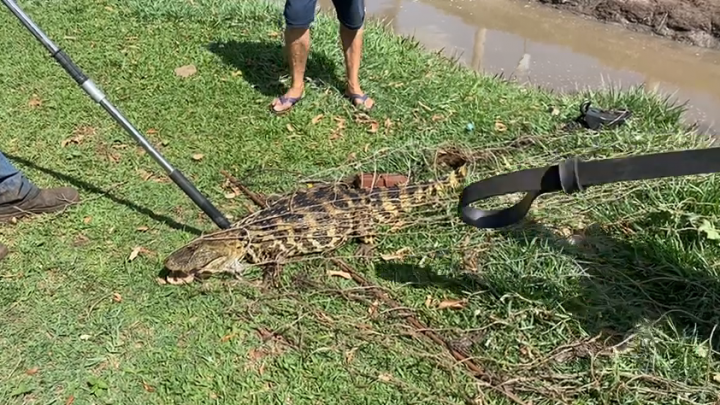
[163,238,249,281]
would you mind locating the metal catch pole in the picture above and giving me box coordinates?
[2,0,232,230]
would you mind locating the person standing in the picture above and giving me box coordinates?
[270,0,375,114]
[0,151,80,260]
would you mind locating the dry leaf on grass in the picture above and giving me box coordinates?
[136,226,149,232]
[66,396,75,405]
[368,121,379,133]
[28,95,42,108]
[380,247,412,261]
[494,121,508,132]
[137,169,154,181]
[329,116,346,140]
[327,270,352,280]
[128,246,153,261]
[345,347,358,364]
[143,382,155,392]
[550,107,560,116]
[83,216,92,224]
[316,312,334,324]
[377,373,392,382]
[256,327,275,342]
[191,153,204,161]
[174,64,197,78]
[25,367,39,376]
[311,114,324,124]
[61,131,88,147]
[128,247,142,261]
[248,348,267,361]
[112,293,122,303]
[73,234,90,247]
[368,300,380,316]
[384,120,394,135]
[437,299,467,310]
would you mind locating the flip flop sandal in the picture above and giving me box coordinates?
[270,95,302,115]
[345,93,374,111]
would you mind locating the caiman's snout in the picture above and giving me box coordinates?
[162,239,248,283]
[163,241,229,276]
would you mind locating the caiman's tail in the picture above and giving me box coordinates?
[367,164,469,216]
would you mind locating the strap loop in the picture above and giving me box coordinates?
[559,157,583,194]
[458,147,720,230]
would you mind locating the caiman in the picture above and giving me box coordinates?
[162,164,468,284]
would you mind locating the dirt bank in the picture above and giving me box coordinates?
[536,0,720,50]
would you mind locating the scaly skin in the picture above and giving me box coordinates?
[162,165,468,282]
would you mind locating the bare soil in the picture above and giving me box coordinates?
[537,0,720,49]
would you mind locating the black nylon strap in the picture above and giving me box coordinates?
[458,147,720,229]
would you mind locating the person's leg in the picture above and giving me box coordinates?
[333,0,374,110]
[271,0,317,114]
[0,151,80,222]
[0,150,37,205]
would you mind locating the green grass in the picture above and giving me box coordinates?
[1,0,719,403]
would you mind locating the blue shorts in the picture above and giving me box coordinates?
[284,0,365,30]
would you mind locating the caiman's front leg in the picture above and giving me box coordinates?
[261,261,284,288]
[355,235,377,264]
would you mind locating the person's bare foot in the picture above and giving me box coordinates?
[270,85,304,114]
[345,87,374,111]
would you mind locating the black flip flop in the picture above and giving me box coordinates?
[345,93,374,111]
[270,94,303,115]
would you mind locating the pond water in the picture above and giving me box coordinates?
[317,0,720,137]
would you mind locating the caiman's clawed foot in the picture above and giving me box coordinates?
[355,242,376,264]
[262,263,283,289]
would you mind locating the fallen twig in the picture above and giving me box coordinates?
[221,170,269,208]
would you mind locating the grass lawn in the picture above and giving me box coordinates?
[2,0,720,403]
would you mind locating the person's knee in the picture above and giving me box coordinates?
[284,0,317,29]
[335,0,365,30]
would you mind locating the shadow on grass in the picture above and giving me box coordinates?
[3,153,203,236]
[376,217,720,347]
[206,39,345,97]
[374,262,497,298]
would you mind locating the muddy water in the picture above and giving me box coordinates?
[317,0,720,136]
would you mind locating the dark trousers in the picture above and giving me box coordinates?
[284,0,366,30]
[0,151,37,205]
